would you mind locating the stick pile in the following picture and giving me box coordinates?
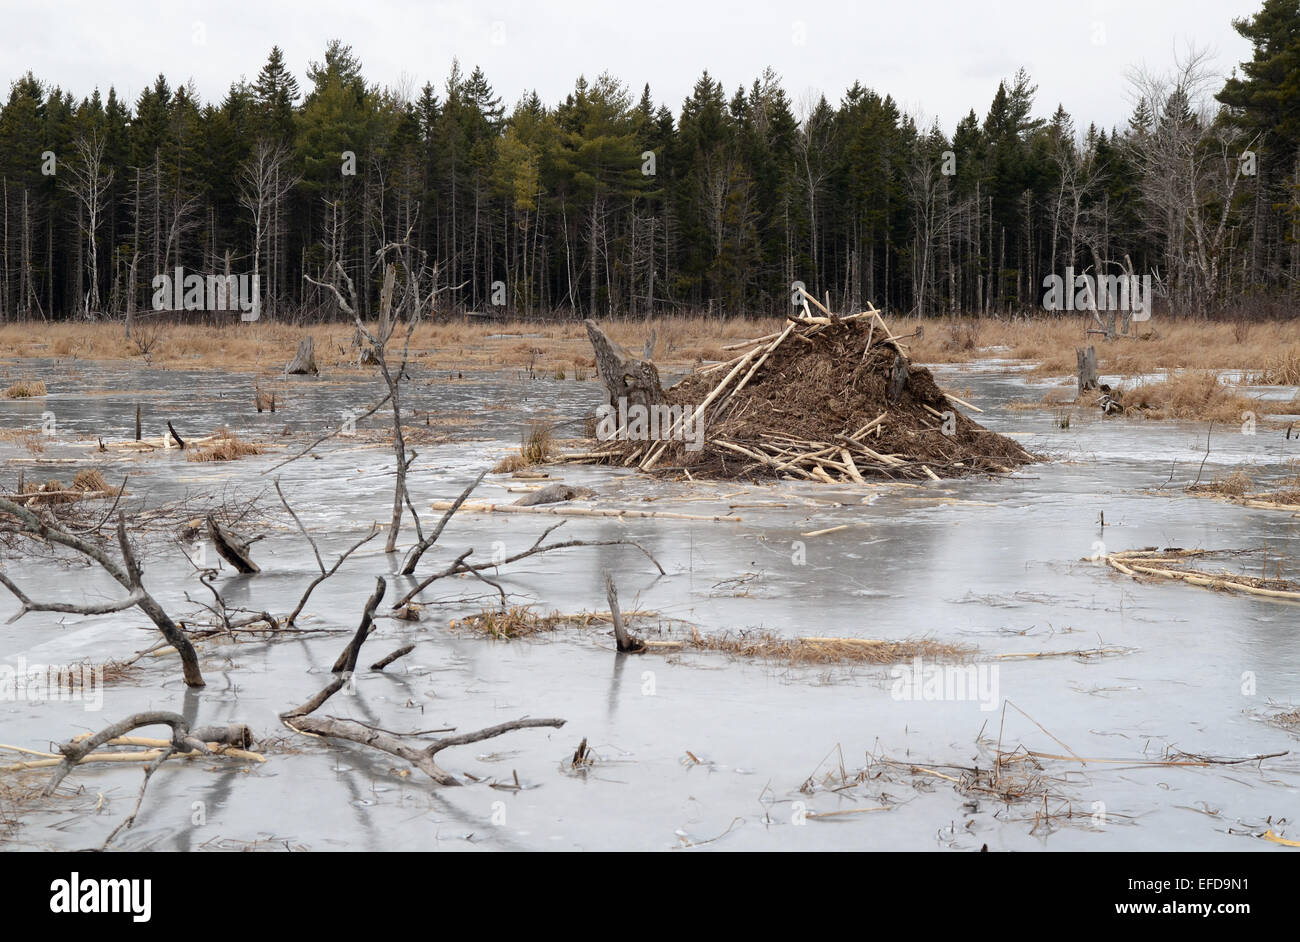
[575,292,1035,482]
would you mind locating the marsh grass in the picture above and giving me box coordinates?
[3,379,46,399]
[451,605,974,665]
[186,429,264,462]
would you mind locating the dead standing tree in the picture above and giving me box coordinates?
[0,501,205,687]
[305,227,442,554]
[584,319,664,410]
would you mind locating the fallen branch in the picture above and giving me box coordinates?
[400,469,488,575]
[605,573,645,654]
[0,504,205,687]
[391,522,664,609]
[42,712,253,796]
[331,576,387,673]
[276,478,380,625]
[370,644,414,671]
[281,588,564,786]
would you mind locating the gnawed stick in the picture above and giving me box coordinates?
[725,322,796,403]
[428,500,741,522]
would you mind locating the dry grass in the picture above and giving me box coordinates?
[453,606,562,639]
[1187,460,1300,506]
[903,315,1300,379]
[0,315,776,374]
[3,379,46,399]
[72,468,109,492]
[1270,707,1300,732]
[1123,370,1284,421]
[492,420,554,472]
[0,428,45,453]
[1206,468,1254,496]
[451,605,974,665]
[687,631,974,665]
[1,315,1298,381]
[14,470,117,503]
[520,421,553,463]
[1251,346,1300,386]
[186,429,264,462]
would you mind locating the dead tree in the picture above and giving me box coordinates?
[43,711,252,796]
[585,319,664,410]
[331,576,386,672]
[1077,345,1099,396]
[305,225,445,554]
[390,519,665,610]
[605,573,645,654]
[207,514,260,574]
[62,129,114,316]
[275,479,379,625]
[238,139,299,321]
[0,503,205,687]
[399,469,487,575]
[281,585,565,786]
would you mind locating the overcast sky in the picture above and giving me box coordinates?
[14,0,1263,133]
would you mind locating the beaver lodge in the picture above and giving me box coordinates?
[575,291,1036,483]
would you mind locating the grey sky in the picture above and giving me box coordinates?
[15,0,1262,133]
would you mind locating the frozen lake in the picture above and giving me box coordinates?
[1,357,1297,851]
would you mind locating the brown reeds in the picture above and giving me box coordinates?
[3,379,46,399]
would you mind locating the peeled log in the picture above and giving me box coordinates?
[207,515,260,574]
[287,336,318,375]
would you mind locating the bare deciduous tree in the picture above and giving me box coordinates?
[238,140,299,320]
[1124,46,1256,316]
[62,130,114,316]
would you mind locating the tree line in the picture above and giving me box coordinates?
[3,0,1299,323]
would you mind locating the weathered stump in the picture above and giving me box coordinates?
[1077,345,1098,396]
[584,319,664,410]
[352,326,379,365]
[887,354,909,404]
[287,336,318,375]
[207,515,260,574]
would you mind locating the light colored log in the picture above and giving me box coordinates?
[429,500,742,522]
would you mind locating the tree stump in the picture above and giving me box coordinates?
[1077,345,1098,397]
[584,319,664,410]
[352,326,379,365]
[207,515,260,574]
[287,336,318,375]
[887,354,909,404]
